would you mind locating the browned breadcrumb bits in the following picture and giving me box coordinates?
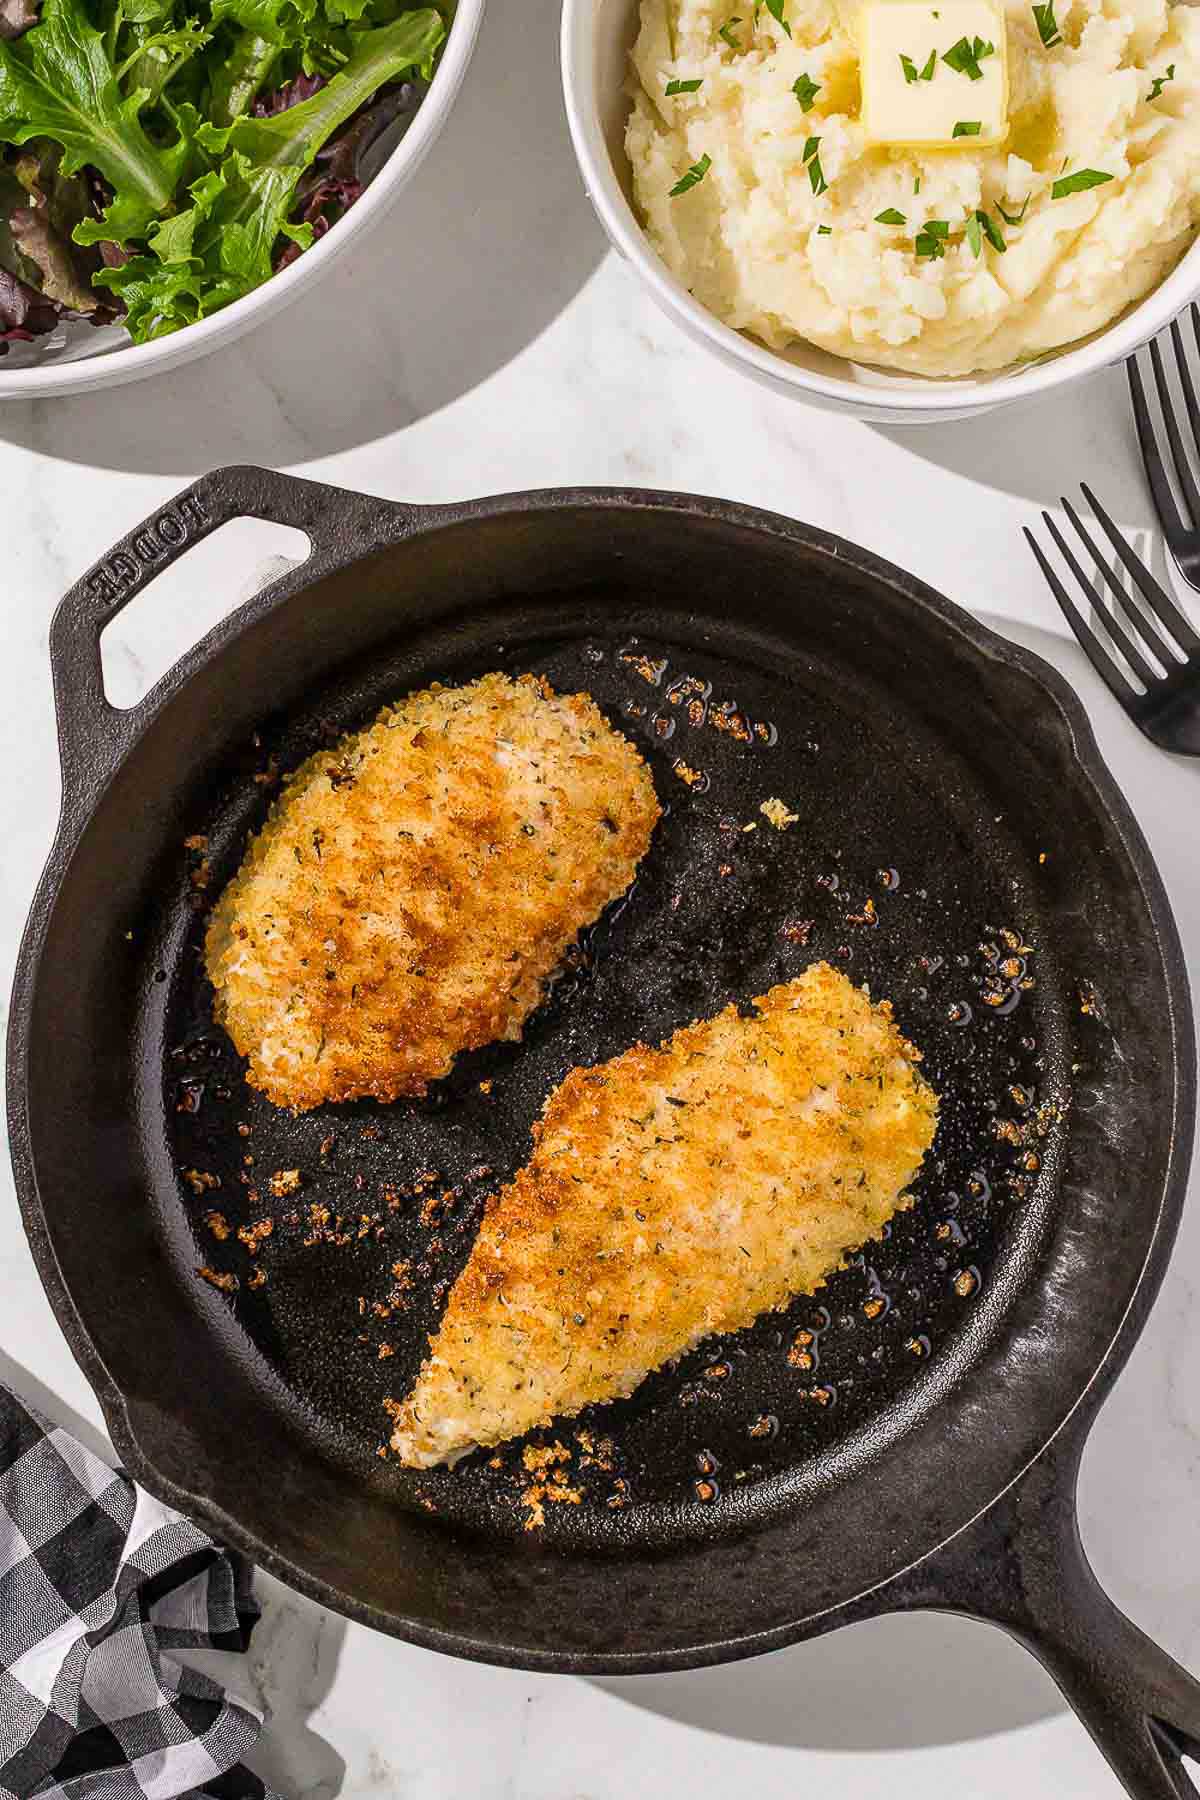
[237,1218,274,1254]
[672,759,705,788]
[781,919,813,945]
[760,797,798,831]
[269,1168,302,1198]
[621,649,668,685]
[519,1441,583,1531]
[848,897,878,926]
[378,1343,394,1360]
[203,1210,231,1240]
[182,1168,221,1195]
[197,1265,238,1293]
[575,1430,616,1472]
[247,1267,267,1290]
[787,1329,815,1369]
[184,835,208,851]
[302,1202,332,1246]
[478,1079,493,1096]
[862,1295,885,1320]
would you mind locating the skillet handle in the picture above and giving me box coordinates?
[48,463,416,802]
[871,1424,1200,1799]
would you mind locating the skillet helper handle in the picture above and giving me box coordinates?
[47,463,408,798]
[879,1428,1200,1799]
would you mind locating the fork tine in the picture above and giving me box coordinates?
[1159,324,1200,527]
[1078,483,1200,657]
[1024,524,1140,707]
[1128,353,1187,542]
[1057,501,1164,685]
[1172,315,1200,461]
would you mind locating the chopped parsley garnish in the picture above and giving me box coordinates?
[943,34,994,78]
[718,15,743,47]
[665,77,704,93]
[793,71,821,109]
[875,207,907,224]
[977,208,1006,250]
[914,174,922,193]
[1051,167,1113,198]
[1032,1,1061,47]
[966,213,983,255]
[902,49,937,81]
[817,224,832,233]
[915,217,949,257]
[952,119,982,135]
[764,0,791,34]
[1149,64,1175,100]
[996,194,1030,224]
[670,152,712,196]
[803,134,829,193]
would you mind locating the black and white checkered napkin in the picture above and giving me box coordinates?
[0,1382,281,1800]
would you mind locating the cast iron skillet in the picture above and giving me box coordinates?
[8,466,1199,1799]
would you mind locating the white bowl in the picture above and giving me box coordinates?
[561,0,1200,424]
[0,0,484,400]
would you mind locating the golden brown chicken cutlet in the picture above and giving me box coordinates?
[389,961,938,1467]
[205,673,660,1110]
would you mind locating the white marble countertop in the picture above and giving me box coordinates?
[2,2,1200,1794]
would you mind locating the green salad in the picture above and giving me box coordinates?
[0,0,447,349]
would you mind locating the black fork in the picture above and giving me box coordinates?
[1024,486,1200,755]
[1129,304,1200,588]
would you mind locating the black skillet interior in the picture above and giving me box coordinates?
[160,600,1064,1544]
[12,473,1188,1674]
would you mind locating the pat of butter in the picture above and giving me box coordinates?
[859,0,1008,147]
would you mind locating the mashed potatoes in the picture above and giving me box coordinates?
[627,0,1200,375]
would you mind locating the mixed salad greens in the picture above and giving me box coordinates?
[0,0,446,349]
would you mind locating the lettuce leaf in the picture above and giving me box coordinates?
[0,0,189,241]
[0,0,444,344]
[94,5,442,336]
[0,0,38,41]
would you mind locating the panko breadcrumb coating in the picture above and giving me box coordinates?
[205,673,660,1110]
[390,962,938,1468]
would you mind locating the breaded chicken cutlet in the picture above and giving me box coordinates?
[205,673,660,1110]
[389,962,938,1467]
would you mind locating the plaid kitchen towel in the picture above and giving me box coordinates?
[0,1383,281,1800]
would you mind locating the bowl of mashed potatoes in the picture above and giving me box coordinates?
[562,0,1200,420]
